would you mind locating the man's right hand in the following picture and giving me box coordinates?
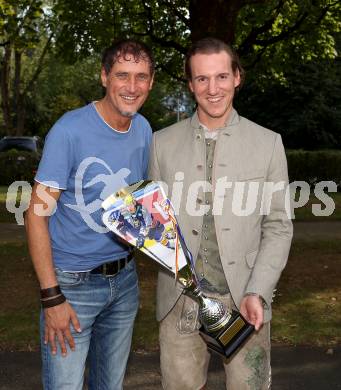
[44,301,82,357]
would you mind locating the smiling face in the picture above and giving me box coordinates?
[188,51,240,129]
[101,54,154,123]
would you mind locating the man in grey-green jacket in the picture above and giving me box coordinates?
[148,38,293,390]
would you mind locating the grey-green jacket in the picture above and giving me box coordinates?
[148,109,293,323]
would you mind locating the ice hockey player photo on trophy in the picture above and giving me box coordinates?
[102,180,254,358]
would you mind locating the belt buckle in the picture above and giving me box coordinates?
[103,257,129,278]
[103,263,116,278]
[103,261,121,278]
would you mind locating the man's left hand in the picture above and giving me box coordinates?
[240,295,264,331]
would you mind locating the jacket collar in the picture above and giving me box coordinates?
[190,108,240,136]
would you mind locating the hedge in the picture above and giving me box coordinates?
[286,150,341,187]
[0,149,340,188]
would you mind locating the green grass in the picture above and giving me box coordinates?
[133,253,159,351]
[0,240,340,351]
[0,185,31,223]
[0,243,160,352]
[293,192,341,221]
[272,240,341,346]
[0,185,32,202]
[0,242,40,350]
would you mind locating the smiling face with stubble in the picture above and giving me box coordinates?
[101,54,154,120]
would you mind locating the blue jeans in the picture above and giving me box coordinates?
[40,259,139,390]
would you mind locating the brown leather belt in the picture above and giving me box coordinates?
[90,253,133,277]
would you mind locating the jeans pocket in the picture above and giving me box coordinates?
[121,258,137,279]
[125,258,136,271]
[55,268,84,287]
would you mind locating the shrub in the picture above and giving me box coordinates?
[286,150,341,188]
[0,150,40,186]
[1,148,340,189]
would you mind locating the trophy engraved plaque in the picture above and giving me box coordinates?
[102,180,254,358]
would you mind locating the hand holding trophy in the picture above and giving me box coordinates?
[102,180,254,358]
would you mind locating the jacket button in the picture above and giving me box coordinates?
[197,198,203,204]
[192,229,199,235]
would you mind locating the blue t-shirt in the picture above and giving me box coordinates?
[35,102,152,271]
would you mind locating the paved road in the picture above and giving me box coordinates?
[0,346,340,389]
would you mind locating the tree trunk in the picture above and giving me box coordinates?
[14,50,21,108]
[189,0,244,44]
[15,94,26,136]
[14,50,25,135]
[0,44,12,133]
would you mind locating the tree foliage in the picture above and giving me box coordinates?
[0,0,340,149]
[235,52,341,149]
[25,54,103,136]
[54,0,340,78]
[0,0,56,135]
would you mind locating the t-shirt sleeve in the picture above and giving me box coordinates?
[35,122,73,190]
[143,122,152,179]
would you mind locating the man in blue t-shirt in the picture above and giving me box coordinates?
[25,39,154,390]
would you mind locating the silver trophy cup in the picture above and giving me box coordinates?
[102,180,254,358]
[176,239,254,358]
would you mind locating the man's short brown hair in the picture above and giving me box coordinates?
[102,39,155,75]
[185,37,245,87]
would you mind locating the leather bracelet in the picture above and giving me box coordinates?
[40,285,62,299]
[41,293,63,302]
[41,294,66,309]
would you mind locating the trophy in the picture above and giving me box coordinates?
[102,180,254,358]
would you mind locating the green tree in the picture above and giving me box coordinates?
[51,0,340,148]
[140,82,194,131]
[54,0,340,79]
[25,54,103,135]
[0,0,55,135]
[2,0,340,146]
[235,40,341,149]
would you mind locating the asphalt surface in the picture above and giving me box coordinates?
[0,346,340,389]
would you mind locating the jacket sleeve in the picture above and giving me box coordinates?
[148,133,162,181]
[245,134,293,307]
